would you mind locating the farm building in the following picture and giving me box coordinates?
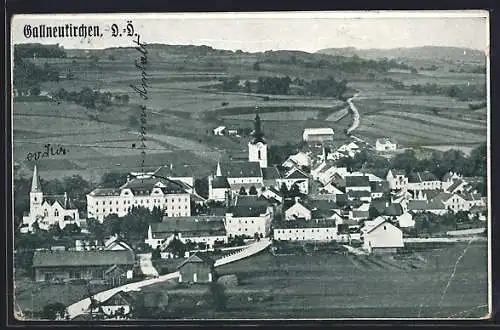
[302,128,335,142]
[273,219,338,242]
[144,216,227,250]
[22,166,82,233]
[177,253,215,284]
[361,217,404,254]
[375,138,397,152]
[32,250,135,282]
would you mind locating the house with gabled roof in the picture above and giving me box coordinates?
[284,199,312,221]
[276,167,310,194]
[273,219,338,242]
[177,253,215,284]
[361,216,404,254]
[282,152,312,169]
[224,202,272,238]
[444,179,470,195]
[407,199,447,215]
[375,138,397,152]
[92,290,134,320]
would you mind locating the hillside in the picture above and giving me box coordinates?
[316,46,486,63]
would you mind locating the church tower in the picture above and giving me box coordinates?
[29,165,43,217]
[248,107,268,168]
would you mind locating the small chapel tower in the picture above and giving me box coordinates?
[248,107,268,168]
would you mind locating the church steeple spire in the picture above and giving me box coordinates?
[31,165,41,193]
[216,161,222,177]
[251,107,265,144]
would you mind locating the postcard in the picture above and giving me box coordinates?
[9,11,490,321]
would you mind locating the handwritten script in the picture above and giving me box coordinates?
[129,34,149,172]
[26,144,68,161]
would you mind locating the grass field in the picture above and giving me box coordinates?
[207,242,489,319]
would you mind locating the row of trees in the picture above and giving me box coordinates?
[53,87,129,110]
[304,76,348,99]
[381,77,486,102]
[14,44,67,59]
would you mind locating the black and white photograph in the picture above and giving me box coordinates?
[10,11,490,320]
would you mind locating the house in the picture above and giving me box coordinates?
[213,126,226,136]
[32,250,135,282]
[435,192,469,213]
[337,142,361,157]
[208,174,231,203]
[22,166,81,232]
[261,166,282,188]
[441,171,463,190]
[469,205,487,221]
[350,203,370,220]
[260,186,283,204]
[361,217,404,254]
[375,138,397,152]
[144,216,227,250]
[444,179,470,194]
[397,211,415,228]
[346,190,372,203]
[92,291,134,319]
[302,128,334,142]
[370,181,388,199]
[152,164,197,191]
[311,161,329,180]
[319,182,344,196]
[407,199,447,215]
[87,175,191,222]
[282,152,311,169]
[309,199,342,219]
[284,199,312,221]
[224,204,272,238]
[273,219,337,242]
[177,253,215,284]
[407,171,442,191]
[104,236,134,253]
[317,166,349,186]
[344,175,371,193]
[386,169,408,191]
[276,167,310,194]
[216,161,263,192]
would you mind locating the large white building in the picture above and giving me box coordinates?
[21,166,81,232]
[87,175,191,222]
[273,219,338,242]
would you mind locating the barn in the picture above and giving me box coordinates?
[176,253,215,284]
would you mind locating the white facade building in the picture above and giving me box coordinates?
[21,166,81,232]
[284,200,312,221]
[361,217,404,253]
[375,138,397,152]
[87,176,191,222]
[224,204,273,238]
[273,220,338,242]
[386,169,408,191]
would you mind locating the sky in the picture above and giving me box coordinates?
[11,11,489,53]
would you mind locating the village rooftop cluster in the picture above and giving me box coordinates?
[17,110,487,319]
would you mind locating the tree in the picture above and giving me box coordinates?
[194,178,209,199]
[30,85,41,96]
[368,206,380,219]
[152,246,161,260]
[42,302,67,320]
[279,183,289,198]
[249,186,258,195]
[253,62,260,71]
[100,172,129,188]
[206,282,227,311]
[239,187,247,195]
[244,80,252,93]
[289,183,301,198]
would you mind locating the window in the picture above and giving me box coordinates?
[96,209,99,213]
[109,201,112,205]
[116,201,118,204]
[54,209,59,217]
[383,226,387,230]
[110,208,112,212]
[96,201,98,205]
